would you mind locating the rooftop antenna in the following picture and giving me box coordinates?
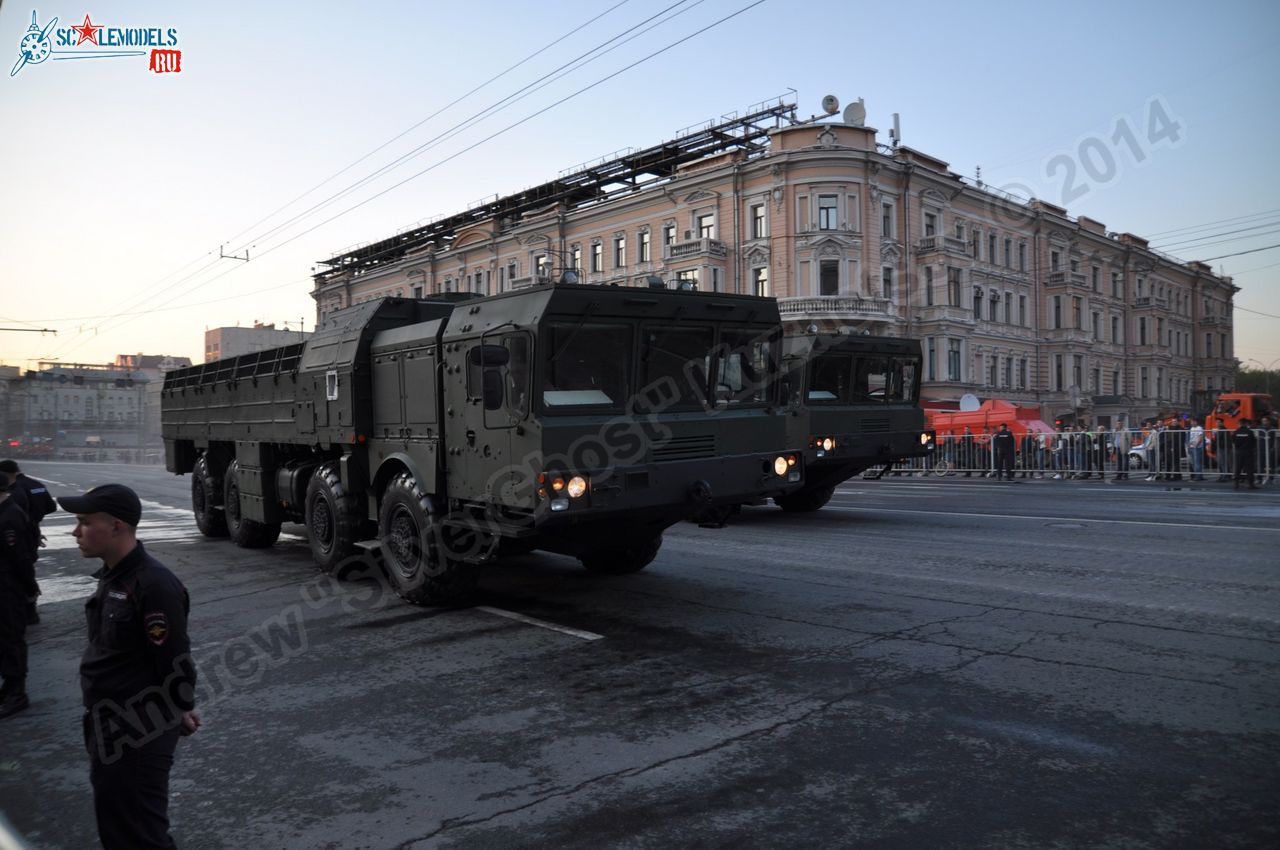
[821,94,840,116]
[975,166,983,189]
[842,98,866,127]
[890,113,901,148]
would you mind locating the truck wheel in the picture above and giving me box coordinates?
[578,533,662,574]
[378,472,476,606]
[192,454,227,538]
[305,463,361,574]
[224,461,281,548]
[774,484,835,513]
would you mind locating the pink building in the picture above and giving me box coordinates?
[311,98,1236,425]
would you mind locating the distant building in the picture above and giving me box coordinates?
[311,97,1238,426]
[115,354,193,451]
[205,321,310,362]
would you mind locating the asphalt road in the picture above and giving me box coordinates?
[2,461,1278,849]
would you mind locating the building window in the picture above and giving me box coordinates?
[971,228,981,259]
[571,246,582,271]
[1073,296,1083,329]
[924,266,934,306]
[955,221,966,241]
[1073,355,1083,389]
[1019,294,1028,326]
[1051,250,1061,272]
[1140,367,1149,397]
[988,356,998,388]
[1054,355,1064,391]
[973,287,984,320]
[1157,317,1165,346]
[819,259,840,296]
[697,213,716,240]
[1112,272,1121,298]
[1205,332,1213,357]
[818,195,839,230]
[676,269,699,288]
[1019,358,1028,389]
[507,261,517,283]
[1111,316,1120,343]
[1220,333,1228,359]
[1003,292,1012,325]
[1139,317,1148,345]
[614,236,626,268]
[947,339,962,382]
[924,211,937,237]
[927,338,936,381]
[1053,296,1062,329]
[989,289,1000,320]
[988,233,998,263]
[1091,368,1100,394]
[591,243,602,273]
[1091,266,1100,291]
[882,203,893,238]
[638,231,650,263]
[1092,312,1101,340]
[1018,242,1027,272]
[948,267,962,306]
[882,266,894,299]
[535,255,549,278]
[1112,370,1121,394]
[1004,238,1012,268]
[752,266,769,297]
[751,204,766,239]
[1004,357,1013,388]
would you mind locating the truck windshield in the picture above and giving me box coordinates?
[713,329,777,406]
[641,325,716,409]
[807,353,920,404]
[542,322,630,411]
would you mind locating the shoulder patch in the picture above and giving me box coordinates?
[108,590,129,601]
[145,611,169,646]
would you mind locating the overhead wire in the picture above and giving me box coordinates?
[41,0,769,360]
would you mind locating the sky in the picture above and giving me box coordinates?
[2,0,1278,372]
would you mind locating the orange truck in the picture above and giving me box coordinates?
[924,399,1056,443]
[1203,392,1275,456]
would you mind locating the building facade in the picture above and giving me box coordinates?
[310,98,1237,425]
[205,321,311,363]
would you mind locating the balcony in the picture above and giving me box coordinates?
[1199,314,1225,327]
[1045,271,1089,289]
[777,295,896,323]
[915,235,970,257]
[1042,328,1094,345]
[913,305,974,326]
[664,238,727,261]
[1133,296,1169,309]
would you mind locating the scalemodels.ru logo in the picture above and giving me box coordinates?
[10,9,183,77]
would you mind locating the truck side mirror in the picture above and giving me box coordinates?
[482,368,504,411]
[468,345,510,367]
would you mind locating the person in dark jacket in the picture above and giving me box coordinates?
[0,476,36,718]
[1232,420,1258,490]
[993,423,1016,481]
[62,483,201,850]
[0,460,57,623]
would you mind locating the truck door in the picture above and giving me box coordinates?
[462,333,531,504]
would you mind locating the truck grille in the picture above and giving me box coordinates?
[860,417,891,433]
[653,433,716,461]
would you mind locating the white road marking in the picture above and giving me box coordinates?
[822,505,1280,533]
[475,606,603,641]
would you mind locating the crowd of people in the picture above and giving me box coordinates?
[928,418,1278,488]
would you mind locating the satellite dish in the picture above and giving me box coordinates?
[959,393,981,412]
[821,95,840,115]
[843,98,866,127]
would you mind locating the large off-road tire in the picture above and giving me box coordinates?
[774,484,836,513]
[578,533,662,575]
[192,454,227,538]
[224,461,282,548]
[305,463,362,574]
[378,472,477,606]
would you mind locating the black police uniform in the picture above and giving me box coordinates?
[0,494,35,712]
[993,428,1016,480]
[1232,425,1257,489]
[5,471,56,622]
[81,540,197,850]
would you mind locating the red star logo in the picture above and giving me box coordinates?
[72,14,103,46]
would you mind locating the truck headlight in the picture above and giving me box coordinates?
[821,437,835,452]
[774,456,789,476]
[566,475,588,499]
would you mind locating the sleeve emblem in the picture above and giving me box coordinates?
[145,612,169,646]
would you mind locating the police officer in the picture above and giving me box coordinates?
[0,459,57,623]
[993,423,1016,481]
[61,483,201,849]
[0,475,36,718]
[1232,419,1258,490]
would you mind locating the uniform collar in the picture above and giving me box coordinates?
[93,540,146,583]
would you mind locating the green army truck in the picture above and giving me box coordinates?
[162,284,803,605]
[772,332,934,512]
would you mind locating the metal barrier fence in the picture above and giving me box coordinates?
[883,429,1278,483]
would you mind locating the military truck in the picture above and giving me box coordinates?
[771,332,933,512]
[162,285,802,605]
